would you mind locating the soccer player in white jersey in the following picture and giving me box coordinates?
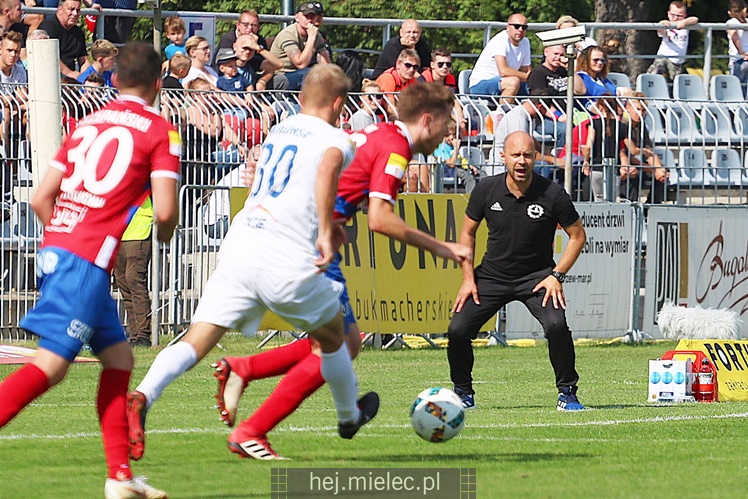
[0,42,180,499]
[127,64,378,461]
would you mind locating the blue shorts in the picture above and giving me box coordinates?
[325,252,356,334]
[19,247,126,362]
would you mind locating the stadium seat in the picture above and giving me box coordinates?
[711,148,745,186]
[459,145,485,169]
[636,73,670,108]
[732,108,748,138]
[644,109,668,144]
[362,68,375,80]
[607,72,631,89]
[700,105,736,144]
[677,148,714,186]
[462,100,493,143]
[666,106,705,143]
[710,74,744,102]
[458,70,472,95]
[673,74,707,109]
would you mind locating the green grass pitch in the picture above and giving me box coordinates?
[1,335,746,498]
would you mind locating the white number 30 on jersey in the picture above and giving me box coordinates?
[61,125,134,195]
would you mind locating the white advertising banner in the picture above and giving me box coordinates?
[506,203,636,339]
[643,206,748,338]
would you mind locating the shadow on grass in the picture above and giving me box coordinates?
[345,452,593,463]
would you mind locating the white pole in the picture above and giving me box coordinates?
[27,39,62,193]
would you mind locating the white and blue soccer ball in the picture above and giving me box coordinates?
[410,387,465,443]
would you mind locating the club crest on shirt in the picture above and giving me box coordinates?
[527,204,544,219]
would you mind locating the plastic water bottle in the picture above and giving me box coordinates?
[698,358,715,403]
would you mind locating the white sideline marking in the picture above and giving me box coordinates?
[2,411,748,442]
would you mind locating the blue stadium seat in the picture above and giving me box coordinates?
[673,74,707,109]
[636,73,670,108]
[458,70,472,95]
[677,148,714,186]
[700,105,736,144]
[711,148,744,186]
[653,147,680,187]
[710,74,744,102]
[607,72,631,89]
[666,106,705,143]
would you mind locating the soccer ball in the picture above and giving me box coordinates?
[410,387,465,443]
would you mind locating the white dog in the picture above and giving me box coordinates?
[657,302,742,340]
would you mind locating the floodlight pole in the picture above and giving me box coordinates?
[564,42,575,196]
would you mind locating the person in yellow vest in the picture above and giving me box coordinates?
[114,198,153,347]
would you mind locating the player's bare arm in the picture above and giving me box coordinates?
[367,197,471,264]
[30,167,65,225]
[150,176,180,243]
[532,219,586,309]
[314,147,345,271]
[452,215,481,313]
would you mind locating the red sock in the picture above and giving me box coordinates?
[232,353,325,439]
[228,338,312,381]
[0,364,50,429]
[97,369,132,481]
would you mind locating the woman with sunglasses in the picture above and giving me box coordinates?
[182,35,219,88]
[350,79,385,131]
[573,46,628,112]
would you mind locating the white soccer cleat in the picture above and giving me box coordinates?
[105,476,168,499]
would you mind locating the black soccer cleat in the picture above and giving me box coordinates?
[338,391,379,439]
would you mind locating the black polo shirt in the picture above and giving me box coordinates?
[465,172,579,280]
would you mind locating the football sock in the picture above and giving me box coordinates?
[97,369,133,481]
[236,353,325,438]
[0,364,50,429]
[135,342,198,410]
[228,338,312,381]
[320,344,360,424]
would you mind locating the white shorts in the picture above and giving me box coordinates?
[191,261,343,336]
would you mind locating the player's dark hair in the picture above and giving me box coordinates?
[397,82,453,124]
[115,42,162,89]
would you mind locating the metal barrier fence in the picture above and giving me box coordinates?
[1,83,748,340]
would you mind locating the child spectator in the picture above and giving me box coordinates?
[164,16,186,60]
[162,51,190,89]
[76,39,116,87]
[647,1,699,82]
[215,48,254,94]
[727,0,748,84]
[349,79,384,131]
[433,121,479,193]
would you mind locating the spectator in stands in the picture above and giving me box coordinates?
[433,120,479,193]
[727,0,748,84]
[21,28,47,69]
[183,77,222,187]
[39,0,89,79]
[372,18,431,78]
[19,0,44,43]
[164,15,186,60]
[418,47,457,91]
[349,79,383,131]
[619,92,669,203]
[0,30,26,147]
[555,15,597,53]
[162,51,189,89]
[376,48,419,93]
[468,13,531,101]
[76,38,116,86]
[647,1,698,82]
[269,1,330,91]
[577,97,628,202]
[216,48,253,93]
[98,0,135,44]
[183,35,219,88]
[1,0,28,55]
[574,46,630,112]
[528,44,568,148]
[233,32,282,91]
[490,89,556,175]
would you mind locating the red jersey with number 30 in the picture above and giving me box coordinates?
[43,95,182,271]
[334,121,413,221]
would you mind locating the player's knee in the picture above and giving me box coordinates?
[447,321,475,343]
[543,316,571,339]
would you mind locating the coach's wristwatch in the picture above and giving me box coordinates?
[551,271,566,283]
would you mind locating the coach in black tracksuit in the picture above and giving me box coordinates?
[447,131,587,411]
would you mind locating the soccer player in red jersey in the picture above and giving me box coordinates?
[213,82,473,460]
[0,42,180,499]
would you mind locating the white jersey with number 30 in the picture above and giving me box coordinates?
[226,114,355,269]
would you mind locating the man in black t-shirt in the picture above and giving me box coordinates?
[528,45,568,148]
[447,131,587,412]
[38,0,87,78]
[372,18,431,78]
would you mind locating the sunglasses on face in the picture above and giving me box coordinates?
[509,23,528,30]
[401,62,418,70]
[436,61,452,68]
[592,57,607,63]
[368,94,384,100]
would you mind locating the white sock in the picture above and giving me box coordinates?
[136,342,198,410]
[320,344,360,424]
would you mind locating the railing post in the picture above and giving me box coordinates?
[703,27,713,96]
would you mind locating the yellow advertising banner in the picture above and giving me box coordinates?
[675,339,748,401]
[229,190,492,334]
